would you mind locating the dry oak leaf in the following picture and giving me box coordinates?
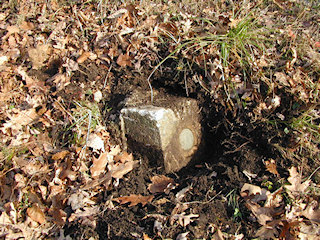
[110,159,138,179]
[1,108,39,134]
[245,200,273,225]
[302,201,320,223]
[114,151,133,163]
[265,159,279,176]
[148,175,175,194]
[27,204,46,224]
[28,44,51,70]
[285,167,310,197]
[52,150,70,161]
[77,51,91,64]
[87,133,105,152]
[90,152,109,178]
[117,53,133,67]
[114,194,154,207]
[255,220,281,239]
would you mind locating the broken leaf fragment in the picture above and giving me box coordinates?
[170,213,199,227]
[110,159,138,179]
[114,194,154,207]
[264,159,279,176]
[148,175,176,194]
[245,200,273,225]
[240,183,269,202]
[90,152,109,178]
[52,150,70,161]
[116,53,133,67]
[28,44,51,69]
[27,204,46,224]
[77,51,91,64]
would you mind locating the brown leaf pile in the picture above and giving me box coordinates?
[242,167,320,239]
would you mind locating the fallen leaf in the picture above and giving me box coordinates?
[109,145,121,156]
[114,194,154,207]
[116,7,136,28]
[114,151,133,163]
[255,220,281,239]
[110,160,138,179]
[68,206,99,224]
[48,207,67,226]
[87,133,105,152]
[245,200,273,225]
[159,22,178,36]
[68,191,96,211]
[19,21,34,31]
[0,55,9,65]
[264,187,283,208]
[0,13,7,21]
[211,228,224,240]
[176,232,189,240]
[3,25,20,41]
[52,150,70,161]
[16,66,47,91]
[77,51,91,64]
[176,185,192,202]
[170,213,199,227]
[107,8,128,19]
[302,201,320,223]
[27,204,46,224]
[143,233,153,240]
[148,175,175,194]
[265,159,279,176]
[28,44,51,69]
[171,203,189,217]
[90,152,109,178]
[1,108,39,135]
[116,53,132,67]
[240,183,269,202]
[50,73,71,91]
[285,167,310,198]
[0,212,13,225]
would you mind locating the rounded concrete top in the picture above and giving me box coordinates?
[179,128,194,150]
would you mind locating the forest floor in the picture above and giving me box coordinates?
[0,0,320,239]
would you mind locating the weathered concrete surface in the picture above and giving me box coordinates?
[120,91,202,172]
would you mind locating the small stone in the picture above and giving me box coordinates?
[94,90,103,102]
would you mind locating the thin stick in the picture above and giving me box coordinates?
[103,65,112,89]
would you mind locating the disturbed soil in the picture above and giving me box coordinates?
[59,62,291,239]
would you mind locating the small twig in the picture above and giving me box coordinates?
[103,65,113,89]
[307,165,320,181]
[224,141,250,155]
[183,190,223,205]
[184,72,189,97]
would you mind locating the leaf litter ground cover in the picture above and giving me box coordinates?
[0,0,320,239]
